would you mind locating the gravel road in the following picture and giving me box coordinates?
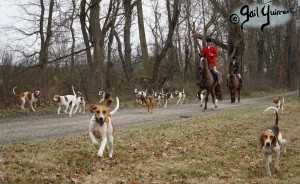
[0,91,298,145]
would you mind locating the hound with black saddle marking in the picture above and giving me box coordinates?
[174,89,186,106]
[89,97,119,158]
[260,107,287,176]
[13,86,40,111]
[161,92,173,108]
[134,88,147,103]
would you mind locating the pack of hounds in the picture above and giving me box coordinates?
[12,86,287,176]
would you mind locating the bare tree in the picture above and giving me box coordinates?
[152,0,181,88]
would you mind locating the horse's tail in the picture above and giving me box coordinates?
[215,85,223,100]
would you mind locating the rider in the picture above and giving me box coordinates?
[197,38,220,85]
[227,56,243,86]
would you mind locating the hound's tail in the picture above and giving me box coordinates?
[110,97,119,116]
[13,86,18,96]
[282,97,284,103]
[72,85,76,96]
[263,107,278,126]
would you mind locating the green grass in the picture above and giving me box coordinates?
[1,97,300,183]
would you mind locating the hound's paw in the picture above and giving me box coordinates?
[97,152,103,157]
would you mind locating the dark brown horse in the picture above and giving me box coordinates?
[197,58,222,110]
[228,62,242,103]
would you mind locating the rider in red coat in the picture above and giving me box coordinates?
[200,39,218,67]
[197,38,220,85]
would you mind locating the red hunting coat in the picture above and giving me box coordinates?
[200,46,219,67]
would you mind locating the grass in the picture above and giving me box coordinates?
[0,97,300,183]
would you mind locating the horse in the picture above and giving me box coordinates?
[227,61,242,103]
[197,58,222,110]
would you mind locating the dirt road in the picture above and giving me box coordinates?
[0,91,297,144]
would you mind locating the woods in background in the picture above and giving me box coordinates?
[0,0,299,105]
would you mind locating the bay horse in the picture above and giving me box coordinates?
[228,61,242,103]
[197,58,222,110]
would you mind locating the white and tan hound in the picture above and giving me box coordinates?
[135,90,155,113]
[13,86,40,111]
[260,107,287,176]
[174,89,186,105]
[74,91,86,114]
[273,97,284,114]
[53,86,77,117]
[89,97,119,158]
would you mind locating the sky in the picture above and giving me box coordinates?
[0,1,18,47]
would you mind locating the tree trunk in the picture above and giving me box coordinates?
[136,0,149,75]
[90,0,104,88]
[123,0,134,82]
[70,0,76,82]
[80,0,93,72]
[39,0,54,69]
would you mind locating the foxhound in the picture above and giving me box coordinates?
[134,88,147,103]
[53,86,77,117]
[135,89,154,113]
[74,91,86,114]
[161,92,173,108]
[273,97,284,114]
[174,89,186,105]
[260,107,287,176]
[154,89,164,107]
[13,86,40,111]
[89,97,119,158]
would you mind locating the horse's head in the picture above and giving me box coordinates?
[199,58,208,70]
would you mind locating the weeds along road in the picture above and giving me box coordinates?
[0,91,298,144]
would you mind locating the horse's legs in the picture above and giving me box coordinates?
[211,91,218,108]
[204,93,208,110]
[230,90,235,103]
[238,90,240,102]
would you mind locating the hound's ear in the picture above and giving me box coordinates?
[271,136,277,147]
[260,133,265,148]
[107,113,111,117]
[90,104,97,113]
